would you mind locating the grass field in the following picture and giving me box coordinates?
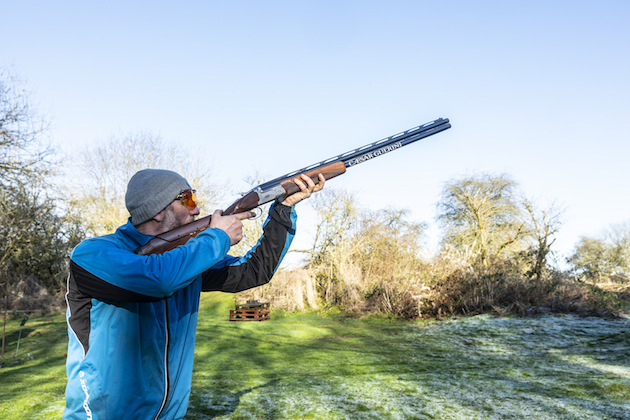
[1,293,629,419]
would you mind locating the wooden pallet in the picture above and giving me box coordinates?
[229,301,270,321]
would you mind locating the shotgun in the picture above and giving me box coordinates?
[135,117,451,256]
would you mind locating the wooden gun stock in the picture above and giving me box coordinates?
[223,161,346,214]
[134,216,212,256]
[134,161,346,256]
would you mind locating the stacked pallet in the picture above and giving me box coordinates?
[229,300,270,321]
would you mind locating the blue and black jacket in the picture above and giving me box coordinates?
[64,203,296,419]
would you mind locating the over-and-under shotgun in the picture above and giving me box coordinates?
[135,117,451,256]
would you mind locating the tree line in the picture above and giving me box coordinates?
[1,69,629,316]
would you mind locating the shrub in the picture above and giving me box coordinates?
[418,267,626,318]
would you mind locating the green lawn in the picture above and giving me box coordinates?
[0,310,68,418]
[1,294,629,419]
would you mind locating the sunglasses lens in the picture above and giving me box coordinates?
[188,190,197,209]
[178,189,197,210]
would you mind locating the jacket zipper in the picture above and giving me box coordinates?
[154,299,171,419]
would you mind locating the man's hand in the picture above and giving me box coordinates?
[281,173,325,207]
[210,210,255,246]
[210,173,323,245]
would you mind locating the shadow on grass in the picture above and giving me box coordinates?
[189,302,630,419]
[188,379,280,419]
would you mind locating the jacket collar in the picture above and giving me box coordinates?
[116,218,154,248]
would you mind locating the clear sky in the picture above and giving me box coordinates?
[2,1,629,266]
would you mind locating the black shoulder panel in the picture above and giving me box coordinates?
[69,260,162,303]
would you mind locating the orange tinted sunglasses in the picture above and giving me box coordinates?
[175,189,198,210]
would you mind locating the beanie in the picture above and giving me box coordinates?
[125,169,192,226]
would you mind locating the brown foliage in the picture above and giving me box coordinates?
[5,275,64,312]
[418,267,625,319]
[240,260,627,320]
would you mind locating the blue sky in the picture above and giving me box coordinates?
[2,1,629,264]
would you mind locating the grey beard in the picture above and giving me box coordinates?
[161,206,181,232]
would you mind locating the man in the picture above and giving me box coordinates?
[64,168,324,419]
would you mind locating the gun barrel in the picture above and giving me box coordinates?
[255,118,450,191]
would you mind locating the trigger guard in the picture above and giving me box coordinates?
[252,208,263,219]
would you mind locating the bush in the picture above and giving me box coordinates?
[3,275,65,312]
[239,261,629,320]
[418,268,626,318]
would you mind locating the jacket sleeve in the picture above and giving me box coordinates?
[69,227,232,301]
[201,202,297,293]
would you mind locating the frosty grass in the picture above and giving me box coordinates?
[187,314,630,419]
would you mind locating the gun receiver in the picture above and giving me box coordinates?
[135,118,451,256]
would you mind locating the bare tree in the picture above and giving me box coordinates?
[0,67,53,185]
[570,236,613,282]
[66,131,224,236]
[570,220,630,283]
[437,173,526,270]
[606,221,630,281]
[302,188,360,266]
[352,208,426,280]
[0,68,78,328]
[523,199,564,280]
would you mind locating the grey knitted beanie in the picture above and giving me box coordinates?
[125,169,192,226]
